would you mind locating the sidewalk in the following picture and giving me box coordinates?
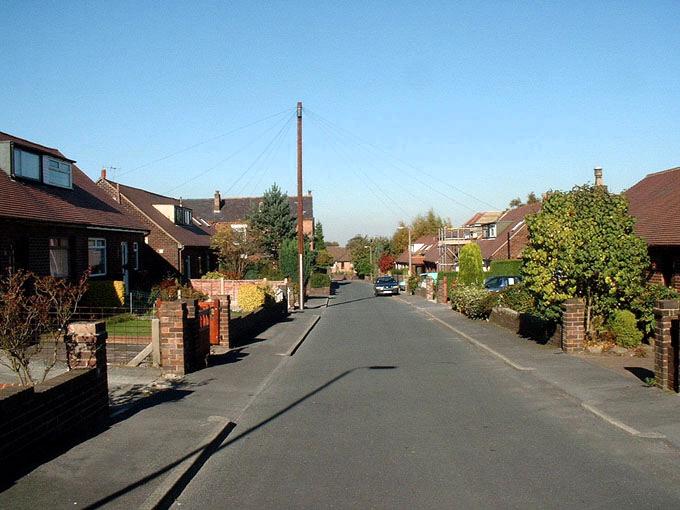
[0,307,323,509]
[398,294,680,447]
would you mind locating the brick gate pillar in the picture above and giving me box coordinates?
[436,276,448,304]
[158,300,189,375]
[67,321,109,402]
[654,299,680,391]
[216,294,231,347]
[561,298,585,353]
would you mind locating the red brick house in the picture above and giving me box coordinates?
[97,173,214,281]
[626,166,680,290]
[0,132,148,289]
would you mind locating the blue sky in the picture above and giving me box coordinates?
[2,1,679,243]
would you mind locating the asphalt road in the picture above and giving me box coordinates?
[175,281,680,509]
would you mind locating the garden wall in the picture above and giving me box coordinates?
[229,301,288,347]
[190,278,287,310]
[489,306,562,346]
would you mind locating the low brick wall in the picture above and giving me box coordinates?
[158,300,211,375]
[307,286,331,297]
[489,306,562,347]
[230,302,288,347]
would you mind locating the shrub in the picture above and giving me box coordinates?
[407,274,420,294]
[238,284,266,312]
[608,310,643,348]
[449,286,497,319]
[153,279,206,302]
[458,244,484,287]
[497,284,534,313]
[488,259,523,277]
[630,283,680,337]
[201,271,227,280]
[81,280,125,307]
[310,273,331,288]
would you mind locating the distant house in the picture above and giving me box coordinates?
[0,132,148,290]
[183,190,314,242]
[462,211,504,240]
[396,235,439,274]
[626,166,680,290]
[476,202,541,268]
[97,172,213,281]
[327,246,354,275]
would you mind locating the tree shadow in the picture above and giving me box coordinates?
[328,296,375,307]
[624,366,655,383]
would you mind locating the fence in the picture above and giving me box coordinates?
[190,278,287,310]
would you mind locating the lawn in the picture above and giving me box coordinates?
[105,315,152,337]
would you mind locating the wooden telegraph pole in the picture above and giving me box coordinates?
[297,101,304,310]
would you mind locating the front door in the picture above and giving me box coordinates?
[121,242,129,296]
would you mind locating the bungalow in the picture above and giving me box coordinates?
[626,166,680,290]
[97,172,214,281]
[0,132,148,290]
[327,246,354,276]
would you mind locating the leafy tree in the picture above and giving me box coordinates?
[509,197,522,208]
[279,238,314,285]
[391,209,450,255]
[315,249,334,268]
[458,243,484,287]
[522,184,649,332]
[379,253,396,273]
[247,183,295,260]
[347,235,371,277]
[211,225,259,279]
[314,221,326,251]
[526,192,539,204]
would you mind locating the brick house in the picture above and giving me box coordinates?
[183,190,314,243]
[0,132,148,289]
[626,166,680,290]
[97,173,214,281]
[327,246,354,275]
[395,235,439,274]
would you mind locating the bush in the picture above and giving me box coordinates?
[201,271,227,280]
[153,279,207,302]
[407,274,420,294]
[310,272,331,288]
[488,260,523,277]
[238,284,266,312]
[497,284,535,313]
[608,310,643,348]
[630,283,680,337]
[81,280,125,307]
[458,244,484,287]
[449,286,498,319]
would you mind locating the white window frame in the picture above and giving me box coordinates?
[42,156,72,189]
[48,237,70,277]
[88,238,107,276]
[132,242,139,270]
[12,148,41,181]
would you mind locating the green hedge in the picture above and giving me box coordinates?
[488,259,523,277]
[310,272,331,288]
[81,280,125,307]
[449,286,499,319]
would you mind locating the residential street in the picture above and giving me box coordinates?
[174,281,680,509]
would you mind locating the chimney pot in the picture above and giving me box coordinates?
[213,190,221,213]
[594,167,604,187]
[101,168,107,180]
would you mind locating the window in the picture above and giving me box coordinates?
[88,238,107,276]
[174,206,192,225]
[13,148,40,180]
[43,156,72,188]
[132,242,139,270]
[483,223,497,239]
[49,238,70,277]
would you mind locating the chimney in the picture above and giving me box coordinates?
[115,182,121,203]
[594,167,604,187]
[101,167,107,180]
[307,189,312,196]
[214,190,221,213]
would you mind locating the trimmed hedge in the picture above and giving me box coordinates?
[310,272,331,288]
[81,280,125,307]
[608,310,643,348]
[449,286,499,319]
[488,259,523,277]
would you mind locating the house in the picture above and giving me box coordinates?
[626,166,680,290]
[97,172,214,281]
[327,246,354,275]
[0,132,148,290]
[183,190,314,242]
[463,211,504,240]
[395,235,440,274]
[476,202,542,268]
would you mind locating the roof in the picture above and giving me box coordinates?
[476,202,541,260]
[463,211,503,226]
[183,195,314,224]
[327,246,350,262]
[626,167,680,247]
[98,179,213,247]
[396,234,439,265]
[0,132,146,232]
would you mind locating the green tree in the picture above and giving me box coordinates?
[279,238,314,285]
[314,221,326,251]
[458,243,484,287]
[391,209,449,255]
[211,225,258,279]
[526,192,539,204]
[247,183,295,260]
[522,184,649,332]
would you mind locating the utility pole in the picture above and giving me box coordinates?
[297,101,304,311]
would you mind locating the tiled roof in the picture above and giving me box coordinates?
[0,133,146,232]
[626,167,680,247]
[396,235,439,265]
[477,202,541,260]
[463,211,503,226]
[99,179,213,247]
[327,246,350,262]
[183,195,314,224]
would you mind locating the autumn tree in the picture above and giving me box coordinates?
[391,209,450,255]
[211,225,259,279]
[247,183,295,260]
[378,253,396,273]
[522,184,649,332]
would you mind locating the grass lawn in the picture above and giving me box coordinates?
[106,316,152,337]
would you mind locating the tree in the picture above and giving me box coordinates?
[315,249,334,268]
[279,238,314,285]
[379,253,395,273]
[347,234,371,277]
[314,221,326,251]
[522,184,649,333]
[458,244,484,287]
[526,192,539,204]
[211,225,258,279]
[247,183,295,260]
[390,209,450,255]
[509,197,523,208]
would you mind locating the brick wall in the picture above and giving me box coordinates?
[190,278,287,309]
[158,300,210,374]
[561,298,585,353]
[653,299,680,391]
[0,321,108,469]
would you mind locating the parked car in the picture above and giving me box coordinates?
[374,276,400,296]
[484,275,521,292]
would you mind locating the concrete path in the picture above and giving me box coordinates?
[172,282,680,509]
[0,308,322,509]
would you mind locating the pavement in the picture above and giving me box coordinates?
[0,302,325,509]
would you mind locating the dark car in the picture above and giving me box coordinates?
[484,275,521,292]
[374,276,400,296]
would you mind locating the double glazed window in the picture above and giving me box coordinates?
[88,238,107,276]
[12,148,72,189]
[49,238,69,277]
[13,148,40,180]
[174,206,193,225]
[44,157,72,188]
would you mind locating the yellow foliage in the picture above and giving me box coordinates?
[238,284,265,312]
